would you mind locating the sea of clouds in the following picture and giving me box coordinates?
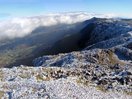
[0,12,116,40]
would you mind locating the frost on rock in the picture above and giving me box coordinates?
[0,66,131,99]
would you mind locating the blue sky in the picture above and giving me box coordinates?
[0,0,132,20]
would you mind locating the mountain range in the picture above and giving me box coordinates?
[0,13,131,98]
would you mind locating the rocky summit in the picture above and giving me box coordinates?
[0,18,132,99]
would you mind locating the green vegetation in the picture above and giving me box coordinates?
[0,45,36,67]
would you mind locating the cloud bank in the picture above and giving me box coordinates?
[0,12,117,40]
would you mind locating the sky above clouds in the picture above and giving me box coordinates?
[0,0,132,20]
[0,0,131,39]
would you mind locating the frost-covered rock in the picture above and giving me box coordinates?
[33,48,132,67]
[0,66,131,99]
[80,18,132,50]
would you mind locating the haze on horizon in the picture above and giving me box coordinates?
[0,0,132,20]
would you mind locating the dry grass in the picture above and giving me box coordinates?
[0,91,4,98]
[96,85,107,92]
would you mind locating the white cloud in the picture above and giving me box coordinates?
[0,12,117,40]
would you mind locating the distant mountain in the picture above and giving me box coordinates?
[33,18,132,71]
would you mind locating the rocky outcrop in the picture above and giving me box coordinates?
[33,48,131,67]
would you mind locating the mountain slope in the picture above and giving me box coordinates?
[0,22,87,67]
